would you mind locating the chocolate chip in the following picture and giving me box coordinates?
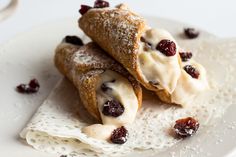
[174,117,199,138]
[184,28,199,39]
[110,126,128,144]
[184,65,200,79]
[101,80,116,92]
[102,100,124,117]
[179,52,193,62]
[140,37,152,51]
[65,36,83,46]
[101,83,111,92]
[156,39,176,56]
[149,80,159,86]
[140,36,148,43]
[16,79,40,94]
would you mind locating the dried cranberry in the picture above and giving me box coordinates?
[184,65,200,79]
[174,117,199,138]
[140,37,152,51]
[16,84,28,93]
[179,52,193,62]
[16,79,40,94]
[102,100,124,117]
[110,126,128,144]
[94,0,109,8]
[65,36,84,46]
[79,5,92,15]
[29,79,40,89]
[184,28,199,39]
[156,39,176,56]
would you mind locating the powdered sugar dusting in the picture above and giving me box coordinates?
[73,49,96,64]
[79,3,146,74]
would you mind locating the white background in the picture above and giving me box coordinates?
[0,0,236,44]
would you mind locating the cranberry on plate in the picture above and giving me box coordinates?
[184,28,199,39]
[16,79,40,94]
[174,117,200,138]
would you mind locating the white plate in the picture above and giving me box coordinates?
[0,17,235,157]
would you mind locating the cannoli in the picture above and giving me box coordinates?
[54,36,142,129]
[78,3,181,103]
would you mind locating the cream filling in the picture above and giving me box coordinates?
[82,124,117,140]
[82,70,138,140]
[137,28,181,93]
[171,60,209,106]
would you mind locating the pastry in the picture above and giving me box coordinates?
[54,36,142,140]
[79,4,181,103]
[78,3,208,106]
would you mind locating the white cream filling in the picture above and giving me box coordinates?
[96,70,139,125]
[171,60,209,106]
[82,70,138,140]
[82,124,117,140]
[137,28,181,93]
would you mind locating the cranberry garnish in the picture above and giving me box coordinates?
[16,79,40,94]
[156,39,176,56]
[110,126,128,144]
[65,36,84,46]
[102,100,124,117]
[184,65,200,79]
[79,5,92,15]
[94,0,109,8]
[179,52,193,62]
[184,28,199,39]
[174,117,199,138]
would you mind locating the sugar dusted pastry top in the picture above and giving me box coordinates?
[79,4,147,71]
